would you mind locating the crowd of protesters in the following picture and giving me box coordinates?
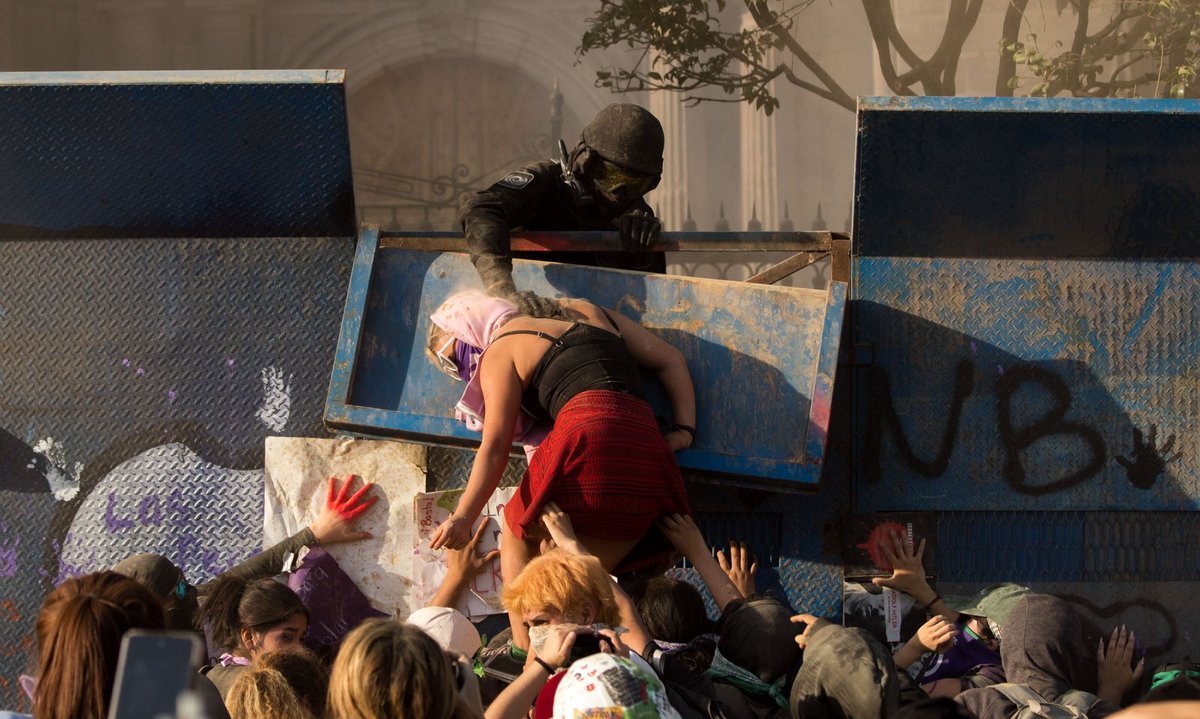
[6,491,1196,719]
[7,288,1199,719]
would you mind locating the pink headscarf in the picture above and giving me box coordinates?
[430,290,549,456]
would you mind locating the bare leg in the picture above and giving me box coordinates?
[501,517,539,652]
[574,535,640,575]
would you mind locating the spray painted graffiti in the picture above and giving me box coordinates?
[256,366,294,432]
[1063,594,1179,658]
[1116,425,1183,491]
[27,437,82,501]
[996,365,1106,496]
[867,359,1180,494]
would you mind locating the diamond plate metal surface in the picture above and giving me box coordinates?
[687,478,846,619]
[937,511,1086,583]
[427,447,527,491]
[937,511,1200,584]
[0,76,355,239]
[1083,512,1200,582]
[855,258,1200,511]
[58,444,264,585]
[0,237,353,467]
[0,236,352,709]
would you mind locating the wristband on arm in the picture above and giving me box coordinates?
[669,424,696,442]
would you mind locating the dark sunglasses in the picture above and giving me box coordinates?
[962,619,997,646]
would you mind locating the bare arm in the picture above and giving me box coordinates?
[429,518,500,608]
[485,625,576,719]
[871,530,958,623]
[658,513,741,612]
[564,299,696,451]
[430,353,523,551]
[540,503,654,657]
[893,615,956,670]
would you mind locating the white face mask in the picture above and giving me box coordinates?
[19,673,35,701]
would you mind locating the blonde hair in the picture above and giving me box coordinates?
[426,320,452,361]
[227,667,315,719]
[328,618,456,719]
[501,549,620,626]
[254,648,328,717]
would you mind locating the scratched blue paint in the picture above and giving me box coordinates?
[854,90,1200,513]
[326,231,846,487]
[1122,266,1174,357]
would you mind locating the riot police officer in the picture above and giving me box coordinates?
[459,103,665,317]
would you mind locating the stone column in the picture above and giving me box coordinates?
[739,11,778,230]
[647,72,688,231]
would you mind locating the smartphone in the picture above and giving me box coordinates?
[568,631,604,662]
[108,630,204,719]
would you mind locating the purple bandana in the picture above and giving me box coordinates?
[455,340,483,382]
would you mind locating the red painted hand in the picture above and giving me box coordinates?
[311,475,378,545]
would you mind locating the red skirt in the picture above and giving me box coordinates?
[503,390,690,556]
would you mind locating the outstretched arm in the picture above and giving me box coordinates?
[893,615,957,670]
[540,503,654,657]
[564,299,696,451]
[485,625,576,719]
[431,355,522,551]
[658,513,741,612]
[430,518,500,609]
[205,475,377,592]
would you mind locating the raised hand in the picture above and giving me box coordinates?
[916,615,957,653]
[871,529,934,603]
[716,540,758,597]
[790,613,822,650]
[658,513,708,562]
[539,501,583,555]
[311,475,378,545]
[1097,625,1146,704]
[447,517,500,581]
[430,515,473,551]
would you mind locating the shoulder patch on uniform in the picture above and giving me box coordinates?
[497,170,534,190]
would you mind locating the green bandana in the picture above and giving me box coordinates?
[704,647,789,708]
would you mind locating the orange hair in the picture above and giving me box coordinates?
[501,549,620,626]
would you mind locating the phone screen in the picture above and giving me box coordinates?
[108,630,203,719]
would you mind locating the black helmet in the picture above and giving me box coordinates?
[579,103,664,175]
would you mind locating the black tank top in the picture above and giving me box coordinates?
[492,313,645,423]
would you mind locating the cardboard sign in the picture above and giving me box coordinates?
[412,486,515,620]
[263,436,428,617]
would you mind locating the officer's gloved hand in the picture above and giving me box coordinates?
[615,209,662,252]
[508,290,567,320]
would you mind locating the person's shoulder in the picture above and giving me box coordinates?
[490,160,561,192]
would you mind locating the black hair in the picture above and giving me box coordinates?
[636,576,714,643]
[198,576,309,654]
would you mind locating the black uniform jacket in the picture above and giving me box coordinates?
[459,160,663,273]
